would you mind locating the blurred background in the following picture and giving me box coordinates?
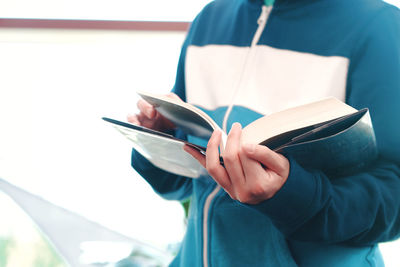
[0,0,399,266]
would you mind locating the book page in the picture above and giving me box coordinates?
[110,122,205,178]
[242,98,357,145]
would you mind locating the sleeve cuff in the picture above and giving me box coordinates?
[243,157,321,234]
[131,147,155,172]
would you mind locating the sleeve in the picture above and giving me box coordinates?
[131,130,193,201]
[243,6,400,245]
[130,20,198,201]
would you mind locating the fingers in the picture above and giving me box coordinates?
[130,99,175,131]
[129,93,181,130]
[206,130,231,189]
[239,150,265,181]
[127,113,140,125]
[186,122,289,204]
[223,123,246,185]
[166,92,183,101]
[240,149,288,202]
[127,99,157,127]
[137,99,157,119]
[183,145,206,168]
[243,143,290,178]
[185,124,289,204]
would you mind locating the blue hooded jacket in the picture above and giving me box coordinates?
[132,0,400,266]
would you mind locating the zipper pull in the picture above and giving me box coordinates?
[251,5,272,47]
[258,5,270,25]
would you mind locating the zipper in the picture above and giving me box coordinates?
[252,5,271,47]
[221,4,272,132]
[202,185,221,267]
[202,5,273,267]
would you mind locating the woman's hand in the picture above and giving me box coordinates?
[127,93,181,132]
[184,122,290,204]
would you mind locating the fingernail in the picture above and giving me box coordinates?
[243,143,255,154]
[183,145,189,152]
[127,114,137,123]
[231,122,242,131]
[212,130,221,138]
[145,108,154,118]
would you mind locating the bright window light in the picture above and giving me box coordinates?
[0,0,213,21]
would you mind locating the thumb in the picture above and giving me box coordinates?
[137,99,157,119]
[166,92,183,102]
[242,143,289,175]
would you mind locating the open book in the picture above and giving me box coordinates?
[103,91,377,178]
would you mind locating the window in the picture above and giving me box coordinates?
[0,0,212,21]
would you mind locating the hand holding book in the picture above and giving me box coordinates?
[184,123,290,204]
[104,91,378,178]
[127,93,180,132]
